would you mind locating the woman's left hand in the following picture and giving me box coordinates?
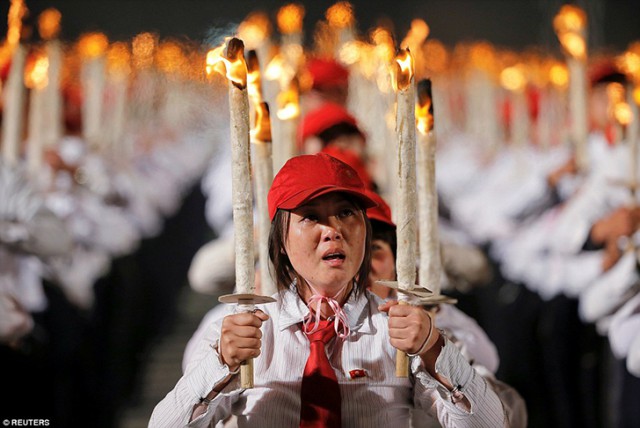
[379,300,436,356]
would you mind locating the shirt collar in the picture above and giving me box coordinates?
[278,283,375,335]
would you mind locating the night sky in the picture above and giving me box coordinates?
[1,0,639,54]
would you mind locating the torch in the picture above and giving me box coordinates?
[554,4,588,172]
[24,51,49,179]
[209,38,276,389]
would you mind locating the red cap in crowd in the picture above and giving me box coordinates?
[320,145,374,190]
[298,102,360,146]
[364,190,395,229]
[307,57,349,90]
[268,153,377,220]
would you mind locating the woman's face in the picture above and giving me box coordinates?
[367,239,396,299]
[285,193,366,294]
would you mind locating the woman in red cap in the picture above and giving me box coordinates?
[150,153,507,427]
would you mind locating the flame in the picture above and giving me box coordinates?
[371,27,395,63]
[422,39,449,74]
[469,42,496,73]
[7,0,27,47]
[277,81,300,120]
[206,38,248,89]
[156,41,187,74]
[77,32,109,59]
[558,32,586,60]
[553,5,587,35]
[38,8,61,40]
[392,49,414,92]
[277,4,305,35]
[326,2,354,29]
[500,64,527,92]
[107,42,131,75]
[264,52,295,87]
[401,19,430,51]
[251,102,272,143]
[237,12,272,50]
[614,102,632,126]
[549,62,569,88]
[415,79,434,135]
[247,50,263,105]
[24,52,49,90]
[618,50,640,79]
[634,85,640,106]
[132,32,156,69]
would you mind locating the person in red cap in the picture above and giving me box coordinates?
[151,153,506,427]
[302,57,350,112]
[298,101,367,159]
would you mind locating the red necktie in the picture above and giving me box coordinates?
[300,319,342,428]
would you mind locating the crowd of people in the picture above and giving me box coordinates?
[1,1,640,427]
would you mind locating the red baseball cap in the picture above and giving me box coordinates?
[298,102,361,146]
[365,190,395,229]
[321,145,374,190]
[307,57,349,90]
[268,153,377,220]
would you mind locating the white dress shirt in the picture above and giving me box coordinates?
[150,287,507,427]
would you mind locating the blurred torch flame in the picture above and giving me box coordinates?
[251,101,272,143]
[326,2,354,29]
[78,32,109,59]
[247,50,263,105]
[553,5,587,61]
[24,52,49,90]
[277,4,305,35]
[416,78,434,135]
[206,37,248,89]
[500,64,527,92]
[7,0,27,47]
[549,62,569,88]
[132,32,156,69]
[607,82,632,126]
[401,19,430,52]
[392,48,414,92]
[237,12,271,50]
[38,8,61,41]
[107,42,131,76]
[277,79,300,120]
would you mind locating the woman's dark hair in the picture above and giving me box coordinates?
[370,220,397,261]
[268,197,372,296]
[317,122,364,145]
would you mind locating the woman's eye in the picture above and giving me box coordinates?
[302,214,318,222]
[339,208,355,218]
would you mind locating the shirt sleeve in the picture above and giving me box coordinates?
[149,322,243,427]
[411,337,507,428]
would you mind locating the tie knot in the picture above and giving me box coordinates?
[304,319,336,344]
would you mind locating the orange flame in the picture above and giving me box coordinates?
[617,49,640,79]
[251,101,272,143]
[7,0,27,47]
[415,79,434,135]
[392,48,414,92]
[38,8,61,40]
[132,32,156,69]
[156,41,188,74]
[206,38,248,89]
[277,4,305,35]
[24,51,49,90]
[401,19,429,51]
[277,80,300,120]
[237,12,272,50]
[549,62,569,88]
[326,2,354,29]
[107,42,131,75]
[78,32,109,59]
[371,27,395,63]
[558,32,586,60]
[247,50,263,105]
[500,64,527,92]
[422,39,449,74]
[553,5,587,35]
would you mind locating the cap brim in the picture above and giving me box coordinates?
[279,186,377,213]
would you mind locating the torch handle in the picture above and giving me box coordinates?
[237,302,256,388]
[395,300,410,377]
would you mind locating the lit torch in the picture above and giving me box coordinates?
[24,51,49,178]
[208,38,276,389]
[499,63,529,147]
[554,4,588,172]
[378,48,434,377]
[0,44,27,165]
[78,32,109,150]
[39,8,64,148]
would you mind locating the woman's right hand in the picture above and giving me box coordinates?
[219,310,269,372]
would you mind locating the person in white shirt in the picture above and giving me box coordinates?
[150,153,507,427]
